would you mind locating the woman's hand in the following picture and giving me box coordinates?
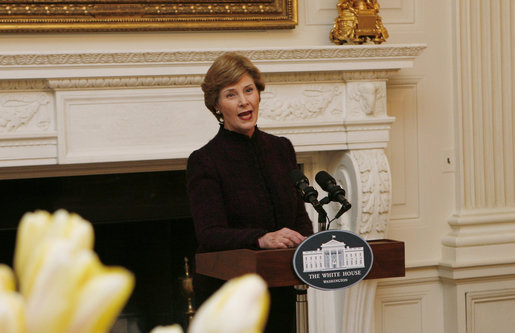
[257,228,306,249]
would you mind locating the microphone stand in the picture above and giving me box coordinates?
[318,196,352,231]
[313,202,328,232]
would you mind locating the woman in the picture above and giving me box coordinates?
[186,52,313,332]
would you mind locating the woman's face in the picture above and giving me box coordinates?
[215,73,260,137]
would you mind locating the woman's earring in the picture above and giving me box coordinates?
[216,110,224,124]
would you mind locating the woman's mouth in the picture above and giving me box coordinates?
[238,111,253,120]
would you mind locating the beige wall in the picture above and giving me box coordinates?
[2,0,514,332]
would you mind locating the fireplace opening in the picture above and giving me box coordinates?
[0,169,197,332]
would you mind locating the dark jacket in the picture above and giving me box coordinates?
[186,126,313,253]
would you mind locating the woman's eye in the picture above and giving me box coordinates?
[246,87,254,93]
[226,93,234,98]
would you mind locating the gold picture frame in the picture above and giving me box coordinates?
[0,0,297,33]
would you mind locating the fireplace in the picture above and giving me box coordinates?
[0,169,196,332]
[0,45,424,332]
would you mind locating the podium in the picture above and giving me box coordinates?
[196,239,405,285]
[196,239,404,332]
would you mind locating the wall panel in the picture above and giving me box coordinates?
[385,80,421,221]
[375,271,444,333]
[466,289,515,333]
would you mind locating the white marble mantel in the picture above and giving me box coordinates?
[0,44,424,333]
[0,44,425,168]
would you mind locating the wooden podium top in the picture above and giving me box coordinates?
[196,239,404,287]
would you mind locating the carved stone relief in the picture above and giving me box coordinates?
[0,92,53,133]
[260,84,343,121]
[335,149,391,239]
[355,149,391,237]
[347,81,387,119]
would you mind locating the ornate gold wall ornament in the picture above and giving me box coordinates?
[0,0,297,32]
[330,0,388,45]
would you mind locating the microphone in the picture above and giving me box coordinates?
[290,169,328,230]
[290,169,319,207]
[315,171,352,218]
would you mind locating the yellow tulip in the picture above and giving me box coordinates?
[6,210,270,333]
[24,243,94,333]
[0,290,26,333]
[188,274,270,333]
[13,210,52,287]
[0,265,26,333]
[63,265,134,333]
[0,264,16,292]
[14,210,94,297]
[11,210,133,333]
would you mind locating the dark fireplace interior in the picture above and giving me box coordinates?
[0,169,197,333]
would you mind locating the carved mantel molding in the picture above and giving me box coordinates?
[0,45,425,67]
[0,44,425,80]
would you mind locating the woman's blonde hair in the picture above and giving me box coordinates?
[201,52,265,122]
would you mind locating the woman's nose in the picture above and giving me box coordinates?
[238,94,248,106]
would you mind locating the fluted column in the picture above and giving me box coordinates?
[457,0,514,211]
[442,0,515,265]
